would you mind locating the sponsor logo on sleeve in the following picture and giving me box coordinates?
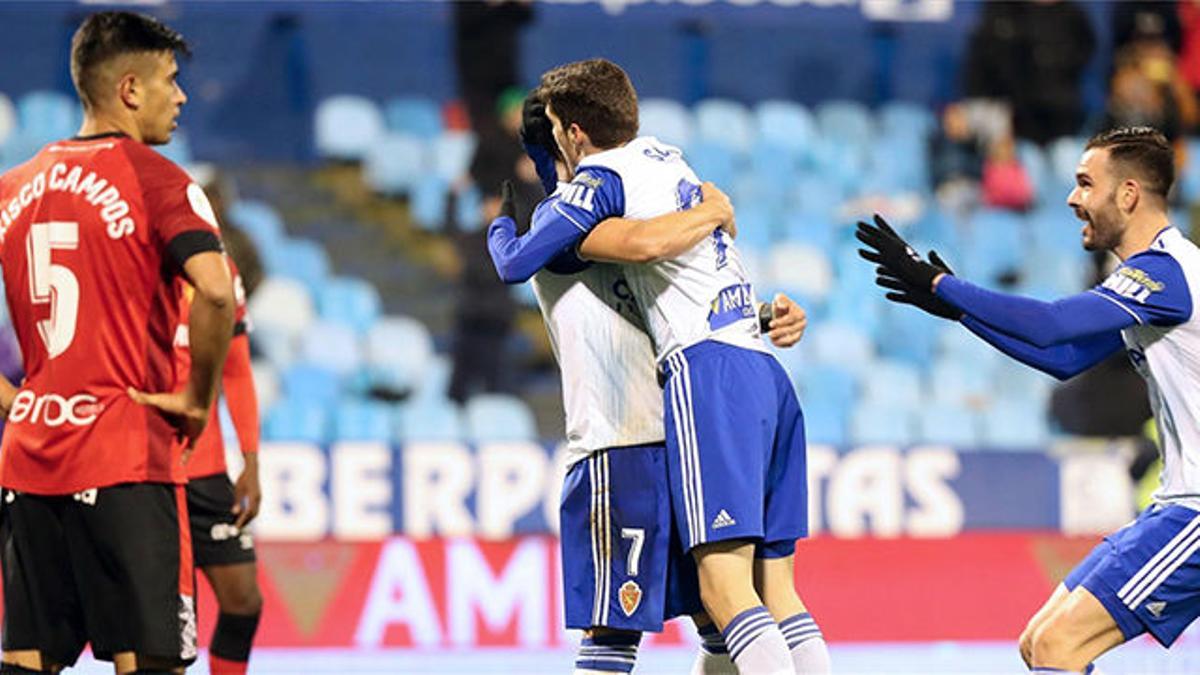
[1102,266,1164,304]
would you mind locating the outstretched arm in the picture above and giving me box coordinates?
[580,182,734,264]
[960,316,1125,380]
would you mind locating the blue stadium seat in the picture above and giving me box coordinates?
[383,96,443,138]
[809,322,875,369]
[809,137,868,195]
[410,175,449,230]
[861,360,923,412]
[395,397,463,442]
[17,90,80,147]
[981,401,1050,448]
[815,100,874,145]
[729,202,779,251]
[432,131,477,182]
[802,400,847,446]
[764,242,833,301]
[639,98,693,148]
[1048,136,1085,186]
[797,364,858,412]
[264,397,329,444]
[228,200,287,250]
[0,93,15,147]
[686,141,738,189]
[251,360,281,412]
[268,238,331,290]
[455,184,484,231]
[694,98,755,152]
[791,173,845,220]
[781,213,836,251]
[867,136,928,193]
[746,142,801,211]
[156,130,193,166]
[318,277,383,334]
[465,394,538,442]
[928,354,992,407]
[365,316,434,394]
[314,95,386,161]
[1016,140,1051,203]
[364,133,426,195]
[248,276,316,341]
[250,324,297,369]
[916,405,980,446]
[281,363,342,408]
[333,400,394,441]
[877,301,939,368]
[963,209,1024,284]
[877,101,936,142]
[753,100,817,160]
[1027,207,1087,259]
[414,354,453,402]
[300,320,363,376]
[849,401,914,445]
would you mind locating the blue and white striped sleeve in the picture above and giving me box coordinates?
[1090,250,1192,327]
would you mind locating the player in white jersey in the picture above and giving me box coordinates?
[491,93,809,674]
[859,126,1200,673]
[489,60,829,674]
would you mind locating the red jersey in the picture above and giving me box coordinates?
[174,257,259,479]
[0,134,224,494]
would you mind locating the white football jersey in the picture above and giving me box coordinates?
[1110,228,1200,509]
[531,264,664,466]
[575,136,768,361]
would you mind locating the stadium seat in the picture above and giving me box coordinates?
[395,397,463,442]
[1047,136,1085,186]
[877,101,936,142]
[248,277,316,339]
[454,184,484,231]
[861,360,923,412]
[364,132,426,195]
[686,141,738,189]
[1016,140,1051,203]
[808,321,875,369]
[264,397,329,444]
[981,401,1050,448]
[0,92,15,147]
[809,137,868,195]
[963,209,1024,283]
[803,400,848,446]
[729,202,779,251]
[228,200,287,250]
[17,90,80,146]
[867,136,928,193]
[746,142,801,210]
[410,175,449,230]
[764,242,833,300]
[791,173,845,220]
[314,95,386,161]
[849,401,914,445]
[318,277,383,334]
[156,130,193,166]
[250,324,297,369]
[251,359,281,412]
[753,100,817,160]
[281,363,342,408]
[815,100,874,145]
[267,238,331,290]
[464,393,538,442]
[781,212,836,251]
[1027,207,1087,259]
[928,354,993,407]
[797,364,858,412]
[365,316,434,394]
[412,354,453,403]
[694,98,755,152]
[383,96,443,138]
[877,301,939,368]
[333,399,394,441]
[639,98,693,148]
[431,130,477,182]
[299,320,363,376]
[916,405,980,446]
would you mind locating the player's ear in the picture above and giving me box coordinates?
[117,71,141,111]
[1120,178,1140,214]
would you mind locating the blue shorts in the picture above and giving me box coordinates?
[1064,503,1200,647]
[662,341,808,556]
[560,444,703,632]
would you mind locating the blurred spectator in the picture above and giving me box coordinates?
[963,1,1095,145]
[202,171,265,297]
[1094,48,1183,141]
[929,102,985,215]
[1113,1,1182,55]
[1179,1,1200,93]
[453,1,534,141]
[445,91,543,404]
[980,135,1034,211]
[930,100,1031,213]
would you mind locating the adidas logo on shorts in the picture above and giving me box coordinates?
[711,509,736,529]
[1147,601,1167,618]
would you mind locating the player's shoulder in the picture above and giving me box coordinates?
[119,139,191,185]
[580,136,680,175]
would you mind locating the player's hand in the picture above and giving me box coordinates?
[875,250,963,320]
[856,214,942,292]
[126,387,209,455]
[520,93,561,195]
[765,293,807,347]
[0,380,17,420]
[232,453,261,529]
[699,182,736,239]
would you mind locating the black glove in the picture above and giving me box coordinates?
[758,300,774,334]
[876,250,963,320]
[520,94,561,195]
[856,214,942,292]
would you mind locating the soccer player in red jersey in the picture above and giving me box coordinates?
[0,11,234,674]
[174,256,263,675]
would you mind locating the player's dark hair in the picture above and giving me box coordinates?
[538,58,638,149]
[70,11,190,110]
[1085,126,1175,200]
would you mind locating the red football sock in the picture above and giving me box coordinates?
[209,654,248,675]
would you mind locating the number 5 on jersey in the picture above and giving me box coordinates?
[27,221,80,358]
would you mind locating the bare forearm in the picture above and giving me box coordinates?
[581,205,723,263]
[187,292,234,408]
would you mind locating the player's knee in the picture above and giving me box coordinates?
[1029,620,1079,667]
[224,584,263,616]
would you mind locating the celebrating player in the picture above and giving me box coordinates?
[489,61,828,675]
[174,255,263,675]
[0,11,234,674]
[857,126,1200,673]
